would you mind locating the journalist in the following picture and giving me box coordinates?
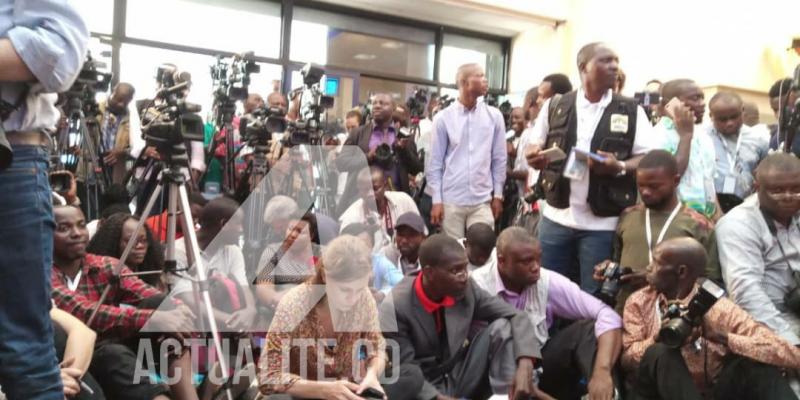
[336,93,422,216]
[717,153,800,344]
[0,1,88,399]
[622,237,800,400]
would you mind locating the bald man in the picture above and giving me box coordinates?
[266,91,287,112]
[717,153,800,346]
[622,237,800,400]
[523,43,659,293]
[706,92,769,212]
[92,82,136,184]
[336,93,422,217]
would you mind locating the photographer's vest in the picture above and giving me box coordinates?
[537,91,638,217]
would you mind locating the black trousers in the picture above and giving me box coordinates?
[539,320,616,400]
[634,342,797,400]
[53,324,106,400]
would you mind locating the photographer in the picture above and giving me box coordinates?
[94,83,136,185]
[717,153,800,345]
[0,1,88,399]
[622,237,800,400]
[593,151,718,312]
[336,93,422,216]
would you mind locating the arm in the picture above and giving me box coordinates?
[117,265,164,306]
[427,115,448,204]
[673,130,693,177]
[717,217,800,344]
[336,131,369,172]
[5,2,89,91]
[50,307,96,375]
[620,291,657,370]
[490,110,507,199]
[379,260,404,294]
[51,276,154,335]
[472,284,541,360]
[397,139,423,175]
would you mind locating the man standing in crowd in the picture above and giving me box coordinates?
[380,212,427,275]
[428,63,507,238]
[655,79,719,219]
[768,78,799,156]
[50,206,197,400]
[525,43,659,292]
[502,106,526,228]
[381,234,543,400]
[472,227,622,400]
[717,153,800,345]
[94,83,136,185]
[0,2,88,399]
[622,237,800,399]
[339,168,420,252]
[707,92,769,213]
[594,151,718,311]
[336,92,422,216]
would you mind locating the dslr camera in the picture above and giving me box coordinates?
[783,270,800,315]
[658,279,726,348]
[595,262,633,307]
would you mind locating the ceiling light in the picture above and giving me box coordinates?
[354,53,377,61]
[381,41,405,49]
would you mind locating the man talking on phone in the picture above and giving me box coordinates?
[525,43,660,293]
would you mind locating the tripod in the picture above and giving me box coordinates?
[62,97,109,221]
[87,143,234,400]
[238,139,275,279]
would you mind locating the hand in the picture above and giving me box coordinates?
[587,369,614,400]
[144,146,161,160]
[367,148,377,163]
[430,203,444,226]
[525,144,549,170]
[226,307,256,332]
[357,370,387,400]
[588,151,623,176]
[510,358,534,400]
[491,198,503,219]
[103,151,119,166]
[593,260,615,282]
[149,305,196,334]
[321,380,361,400]
[671,101,695,137]
[60,357,82,398]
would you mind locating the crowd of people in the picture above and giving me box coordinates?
[2,2,800,400]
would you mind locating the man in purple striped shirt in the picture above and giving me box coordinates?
[472,227,622,400]
[428,63,507,239]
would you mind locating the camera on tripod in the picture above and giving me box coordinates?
[283,63,334,146]
[211,52,260,103]
[658,279,725,348]
[141,65,204,152]
[406,88,428,121]
[240,106,287,145]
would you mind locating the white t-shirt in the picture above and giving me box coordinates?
[339,191,421,252]
[169,239,248,296]
[529,89,661,231]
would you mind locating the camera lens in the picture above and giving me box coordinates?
[659,318,693,348]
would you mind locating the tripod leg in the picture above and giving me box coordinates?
[176,184,234,400]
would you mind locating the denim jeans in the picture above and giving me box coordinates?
[0,145,63,399]
[538,216,614,293]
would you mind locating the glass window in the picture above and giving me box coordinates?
[72,0,114,34]
[291,7,436,80]
[440,33,506,90]
[119,44,283,121]
[127,0,281,58]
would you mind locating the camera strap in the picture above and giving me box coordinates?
[645,201,682,263]
[760,207,800,273]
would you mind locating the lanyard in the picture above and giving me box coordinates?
[716,131,742,175]
[646,202,682,263]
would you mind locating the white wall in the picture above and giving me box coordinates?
[509,0,800,95]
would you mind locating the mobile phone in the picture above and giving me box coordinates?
[358,387,385,399]
[539,146,567,162]
[574,148,607,162]
[664,97,682,119]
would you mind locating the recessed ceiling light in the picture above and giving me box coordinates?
[381,41,405,49]
[354,53,377,60]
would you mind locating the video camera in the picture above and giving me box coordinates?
[658,279,725,348]
[141,65,204,152]
[486,94,513,129]
[64,53,112,119]
[406,88,428,121]
[240,106,287,146]
[778,63,800,153]
[438,94,456,111]
[283,63,334,146]
[210,52,260,125]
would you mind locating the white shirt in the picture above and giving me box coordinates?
[169,239,248,296]
[417,117,435,196]
[459,238,497,274]
[529,89,659,231]
[339,191,421,252]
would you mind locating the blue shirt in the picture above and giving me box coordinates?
[707,124,769,199]
[372,254,403,294]
[428,99,507,206]
[0,0,88,132]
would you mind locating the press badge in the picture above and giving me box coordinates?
[563,149,588,180]
[722,176,736,194]
[610,114,628,133]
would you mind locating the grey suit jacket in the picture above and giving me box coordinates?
[380,276,540,399]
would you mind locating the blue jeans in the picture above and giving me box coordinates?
[0,145,63,399]
[538,216,614,293]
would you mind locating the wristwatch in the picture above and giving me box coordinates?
[615,161,626,177]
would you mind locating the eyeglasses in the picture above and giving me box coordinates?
[765,189,800,201]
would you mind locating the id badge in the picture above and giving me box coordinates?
[722,176,736,194]
[563,149,588,180]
